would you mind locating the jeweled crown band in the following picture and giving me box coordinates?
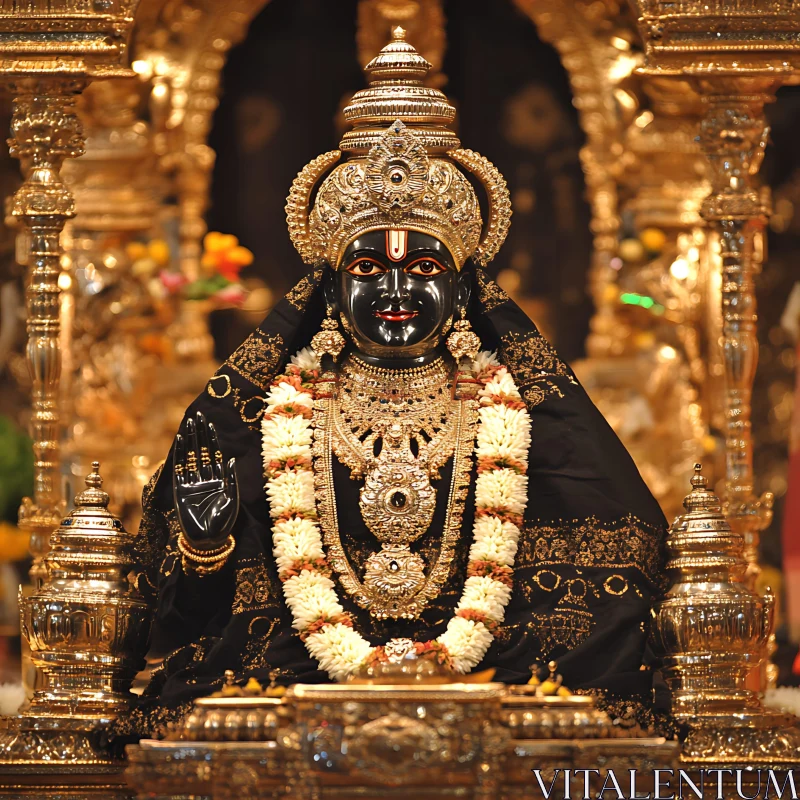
[285,29,511,271]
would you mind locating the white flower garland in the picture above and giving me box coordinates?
[262,347,531,681]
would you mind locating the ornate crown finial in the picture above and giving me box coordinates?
[343,28,452,153]
[287,30,512,269]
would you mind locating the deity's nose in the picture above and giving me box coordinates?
[382,268,411,306]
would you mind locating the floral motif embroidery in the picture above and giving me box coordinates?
[207,375,267,430]
[516,514,666,588]
[241,618,283,671]
[223,328,285,391]
[285,268,324,310]
[525,608,594,656]
[475,268,510,312]
[499,331,576,407]
[232,556,280,615]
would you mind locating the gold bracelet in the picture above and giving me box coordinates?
[178,532,235,576]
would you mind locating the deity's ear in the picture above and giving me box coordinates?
[322,265,338,313]
[456,268,472,313]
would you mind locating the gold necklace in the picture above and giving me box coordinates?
[312,357,479,620]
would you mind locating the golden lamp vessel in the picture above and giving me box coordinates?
[652,465,800,764]
[0,464,151,770]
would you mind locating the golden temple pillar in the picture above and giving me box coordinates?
[5,81,84,587]
[629,0,798,585]
[0,3,140,582]
[696,81,776,582]
[629,0,800,748]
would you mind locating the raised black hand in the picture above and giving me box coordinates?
[173,411,239,548]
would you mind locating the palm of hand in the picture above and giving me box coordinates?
[173,411,239,547]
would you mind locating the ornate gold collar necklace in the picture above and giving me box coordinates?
[314,354,479,620]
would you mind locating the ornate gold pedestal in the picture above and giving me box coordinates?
[0,464,151,773]
[123,675,679,799]
[653,466,800,765]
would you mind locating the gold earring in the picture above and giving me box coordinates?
[447,308,481,361]
[311,305,346,361]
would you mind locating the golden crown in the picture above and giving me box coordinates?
[286,28,511,271]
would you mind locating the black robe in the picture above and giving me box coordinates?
[115,267,669,739]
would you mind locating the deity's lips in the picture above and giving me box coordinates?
[374,310,419,322]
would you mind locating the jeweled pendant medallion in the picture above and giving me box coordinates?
[359,444,436,545]
[362,545,427,620]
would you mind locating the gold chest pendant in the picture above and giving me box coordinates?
[313,357,478,621]
[359,424,437,619]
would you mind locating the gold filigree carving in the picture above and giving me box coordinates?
[475,268,510,312]
[517,514,665,587]
[366,121,430,213]
[499,332,576,407]
[449,148,512,267]
[287,150,342,265]
[309,140,482,270]
[222,329,284,391]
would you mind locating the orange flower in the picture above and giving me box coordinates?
[202,231,254,281]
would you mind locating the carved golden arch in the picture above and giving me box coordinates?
[128,0,637,290]
[512,0,639,314]
[129,0,274,277]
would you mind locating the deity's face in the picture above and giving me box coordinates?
[334,230,464,360]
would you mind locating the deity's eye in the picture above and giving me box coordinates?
[405,258,446,277]
[345,258,386,276]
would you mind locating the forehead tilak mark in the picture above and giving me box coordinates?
[386,229,408,262]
